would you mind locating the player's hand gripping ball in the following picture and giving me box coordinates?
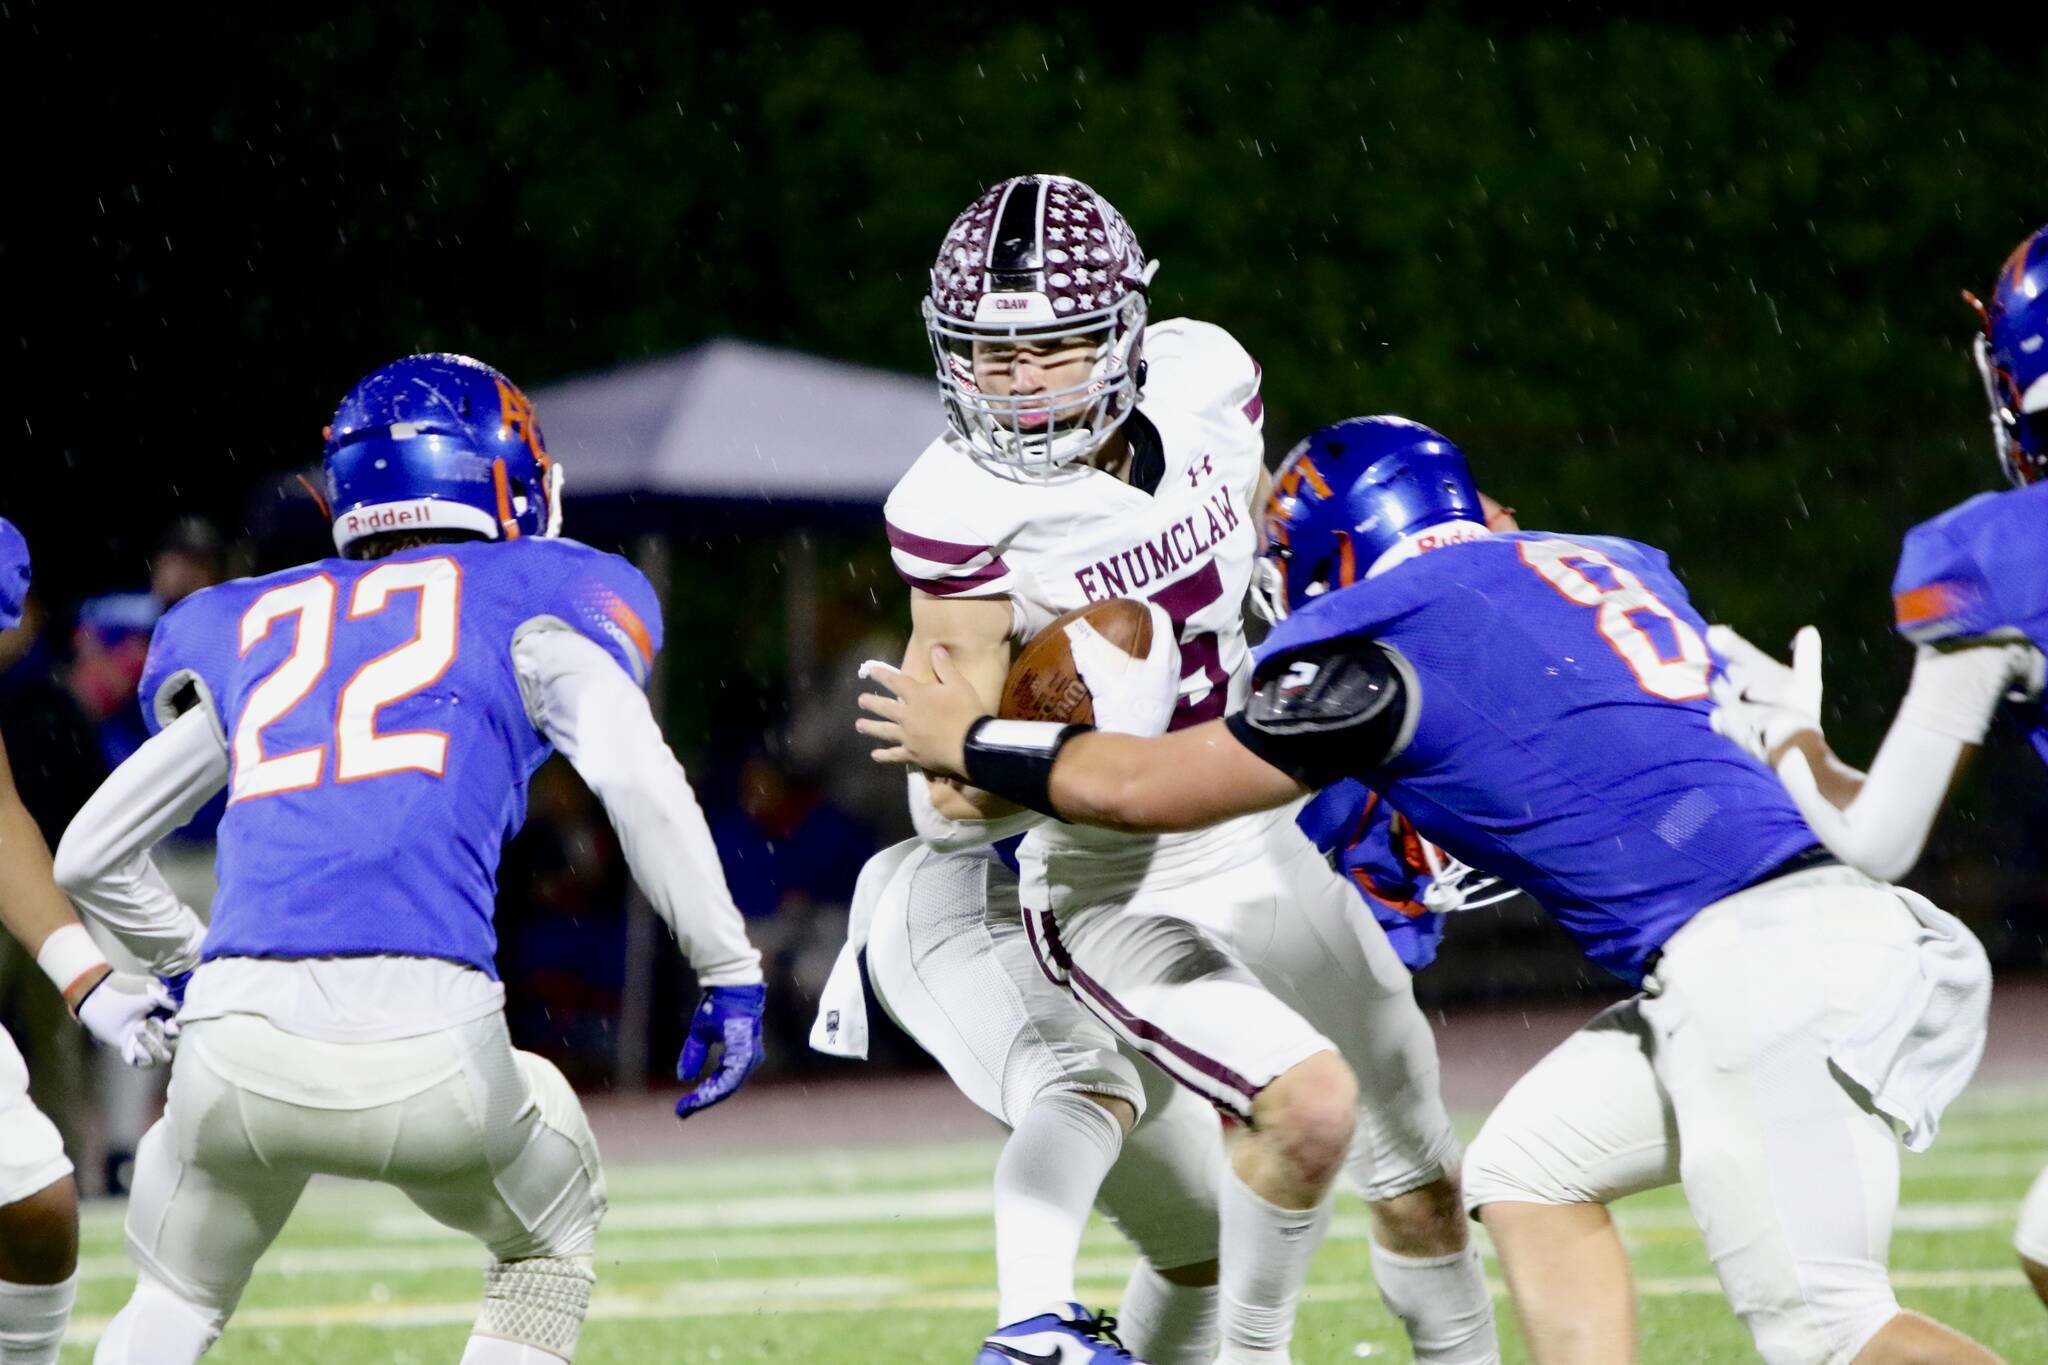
[1000,599,1180,735]
[674,983,767,1121]
[858,600,1180,778]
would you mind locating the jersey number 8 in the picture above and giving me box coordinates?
[231,557,461,802]
[1517,539,1710,702]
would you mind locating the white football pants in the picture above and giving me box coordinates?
[0,1025,70,1208]
[1020,813,1460,1202]
[865,844,1222,1272]
[1465,867,1990,1365]
[104,1010,605,1350]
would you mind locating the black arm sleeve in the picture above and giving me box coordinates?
[1224,636,1412,790]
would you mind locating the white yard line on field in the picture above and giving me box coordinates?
[73,1190,2028,1286]
[64,1265,2036,1346]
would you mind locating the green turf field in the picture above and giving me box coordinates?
[64,1085,2048,1362]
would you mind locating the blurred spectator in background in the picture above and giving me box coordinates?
[150,517,224,608]
[710,744,876,1062]
[68,591,160,772]
[63,517,227,1191]
[783,579,911,844]
[0,583,106,1172]
[146,518,227,854]
[497,760,631,1089]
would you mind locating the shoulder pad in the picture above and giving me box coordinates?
[138,587,231,739]
[1143,318,1261,426]
[506,539,664,687]
[1892,495,2005,644]
[883,464,1015,599]
[1246,635,1406,738]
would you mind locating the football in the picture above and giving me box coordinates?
[997,599,1155,725]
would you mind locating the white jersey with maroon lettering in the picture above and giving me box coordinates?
[885,316,1292,900]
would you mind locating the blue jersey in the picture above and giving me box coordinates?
[0,518,28,632]
[1892,481,2048,764]
[139,537,661,977]
[1297,781,1447,971]
[1247,532,1817,984]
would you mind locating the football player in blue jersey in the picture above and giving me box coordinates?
[861,415,2002,1365]
[0,520,182,1365]
[1295,497,1522,975]
[51,355,766,1365]
[1711,224,2048,1313]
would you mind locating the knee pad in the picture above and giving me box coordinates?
[476,1255,595,1360]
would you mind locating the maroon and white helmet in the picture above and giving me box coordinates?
[923,174,1159,472]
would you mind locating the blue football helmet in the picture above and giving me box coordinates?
[1966,225,2048,487]
[321,353,562,554]
[1255,415,1487,620]
[0,518,29,633]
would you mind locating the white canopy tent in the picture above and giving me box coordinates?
[533,339,939,1087]
[533,337,942,507]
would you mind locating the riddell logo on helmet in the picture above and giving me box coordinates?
[1413,524,1489,554]
[340,502,439,535]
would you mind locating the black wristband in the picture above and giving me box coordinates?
[960,717,1095,818]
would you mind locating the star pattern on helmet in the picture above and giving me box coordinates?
[926,174,1149,325]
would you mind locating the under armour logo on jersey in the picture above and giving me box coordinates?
[1187,454,1214,487]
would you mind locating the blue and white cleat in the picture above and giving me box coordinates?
[975,1303,1146,1364]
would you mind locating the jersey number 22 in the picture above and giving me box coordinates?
[231,557,460,802]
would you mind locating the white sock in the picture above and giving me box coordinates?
[93,1276,219,1365]
[1369,1242,1499,1365]
[1116,1260,1218,1365]
[993,1092,1125,1326]
[0,1274,75,1365]
[460,1338,570,1364]
[1216,1171,1333,1363]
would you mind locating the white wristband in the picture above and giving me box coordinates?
[36,923,109,1001]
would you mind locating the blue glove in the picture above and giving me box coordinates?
[162,970,192,1009]
[675,983,766,1120]
[1300,779,1448,972]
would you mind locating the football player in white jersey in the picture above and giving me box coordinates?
[875,174,1495,1365]
[0,518,182,1365]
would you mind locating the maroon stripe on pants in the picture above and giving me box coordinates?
[1031,906,1261,1118]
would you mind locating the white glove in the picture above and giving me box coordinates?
[74,971,179,1068]
[1706,624,1824,766]
[1068,603,1183,737]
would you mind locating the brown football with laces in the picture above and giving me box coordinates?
[997,600,1155,725]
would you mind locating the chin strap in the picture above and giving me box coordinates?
[543,462,567,537]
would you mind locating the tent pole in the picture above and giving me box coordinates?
[785,531,818,696]
[614,532,670,1093]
